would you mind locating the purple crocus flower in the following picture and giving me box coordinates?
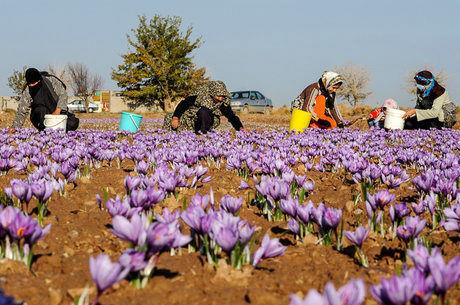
[190,193,210,209]
[0,206,18,228]
[239,180,250,190]
[407,245,440,274]
[442,204,460,232]
[8,212,39,241]
[371,274,416,305]
[237,220,255,245]
[296,201,314,225]
[252,234,287,266]
[288,218,300,235]
[289,290,325,305]
[344,226,369,248]
[119,249,147,272]
[89,254,129,301]
[31,180,53,203]
[111,214,147,246]
[324,279,366,305]
[181,205,206,234]
[280,197,298,218]
[145,187,165,206]
[135,160,150,175]
[155,208,180,224]
[404,268,434,305]
[321,207,342,230]
[366,190,395,211]
[396,216,426,242]
[124,176,141,193]
[213,226,239,253]
[220,195,243,215]
[427,251,460,295]
[10,180,32,203]
[146,221,190,254]
[389,203,410,223]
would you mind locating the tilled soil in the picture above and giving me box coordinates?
[0,112,459,305]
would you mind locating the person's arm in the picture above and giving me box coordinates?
[330,102,345,127]
[220,104,243,131]
[173,96,196,119]
[415,96,444,121]
[12,92,32,128]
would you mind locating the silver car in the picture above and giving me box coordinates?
[230,91,273,114]
[67,99,99,113]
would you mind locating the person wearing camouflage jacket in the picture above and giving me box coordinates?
[163,80,243,133]
[12,68,68,130]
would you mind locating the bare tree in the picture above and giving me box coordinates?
[7,66,27,100]
[405,68,448,99]
[67,62,103,110]
[335,64,372,107]
[47,64,70,85]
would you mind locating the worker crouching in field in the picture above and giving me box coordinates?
[403,70,456,129]
[164,80,243,134]
[291,71,347,129]
[11,68,79,132]
[367,99,399,128]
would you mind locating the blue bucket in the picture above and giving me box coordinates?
[119,112,143,133]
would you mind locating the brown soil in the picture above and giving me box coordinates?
[0,112,459,305]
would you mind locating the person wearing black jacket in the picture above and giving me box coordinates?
[11,68,79,131]
[163,80,243,133]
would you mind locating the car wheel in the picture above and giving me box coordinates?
[88,108,94,113]
[264,106,272,115]
[242,106,249,114]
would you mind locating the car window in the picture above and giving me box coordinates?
[231,92,250,99]
[255,92,264,99]
[249,92,257,100]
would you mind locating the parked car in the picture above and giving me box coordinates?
[230,91,273,114]
[67,99,99,113]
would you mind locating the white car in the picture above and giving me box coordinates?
[67,100,99,113]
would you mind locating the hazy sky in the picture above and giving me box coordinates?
[1,0,459,107]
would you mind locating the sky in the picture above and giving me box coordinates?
[0,0,459,107]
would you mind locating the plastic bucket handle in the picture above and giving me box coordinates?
[45,116,67,128]
[129,114,140,130]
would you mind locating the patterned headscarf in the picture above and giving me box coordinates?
[321,71,344,91]
[193,80,230,109]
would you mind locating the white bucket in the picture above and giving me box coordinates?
[384,109,405,130]
[44,114,67,130]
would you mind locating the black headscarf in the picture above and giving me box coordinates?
[25,68,58,111]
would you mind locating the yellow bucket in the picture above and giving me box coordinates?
[289,108,312,133]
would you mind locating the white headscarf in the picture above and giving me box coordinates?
[321,71,343,90]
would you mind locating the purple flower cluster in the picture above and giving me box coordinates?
[0,206,51,267]
[181,192,285,269]
[371,245,460,305]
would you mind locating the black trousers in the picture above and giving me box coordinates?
[404,116,443,130]
[30,106,49,131]
[194,107,214,134]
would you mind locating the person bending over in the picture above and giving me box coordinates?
[12,68,78,131]
[291,71,346,129]
[164,80,243,133]
[403,70,456,129]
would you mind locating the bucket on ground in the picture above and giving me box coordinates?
[119,112,143,132]
[44,114,67,130]
[289,108,312,133]
[384,108,406,130]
